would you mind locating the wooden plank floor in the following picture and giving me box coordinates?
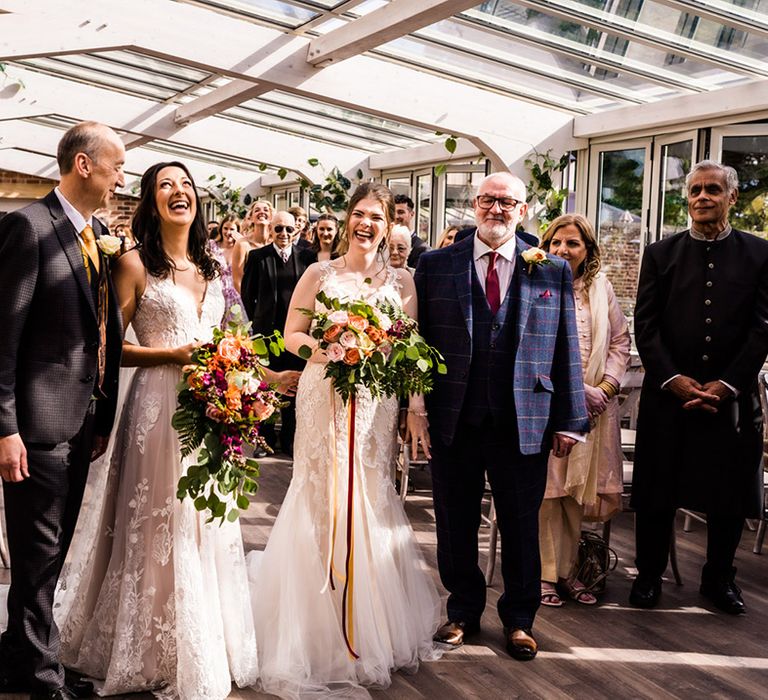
[4,455,767,699]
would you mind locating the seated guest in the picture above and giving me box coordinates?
[538,214,630,607]
[630,160,768,615]
[241,211,315,455]
[310,213,339,262]
[437,225,460,249]
[388,224,413,273]
[232,199,272,292]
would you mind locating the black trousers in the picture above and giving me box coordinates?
[0,407,95,691]
[260,398,296,452]
[635,508,745,583]
[430,417,548,629]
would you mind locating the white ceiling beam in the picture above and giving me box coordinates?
[306,0,478,66]
[0,12,130,60]
[173,79,268,127]
[573,79,768,138]
[2,0,578,171]
[369,138,479,171]
[2,67,368,179]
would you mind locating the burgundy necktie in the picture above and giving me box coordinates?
[485,251,500,315]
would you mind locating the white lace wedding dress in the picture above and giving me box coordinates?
[59,273,258,700]
[251,262,442,699]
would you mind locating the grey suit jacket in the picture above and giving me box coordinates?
[0,190,123,443]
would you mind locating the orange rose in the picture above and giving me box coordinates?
[323,324,344,343]
[252,398,275,421]
[225,384,242,412]
[365,326,385,344]
[343,347,362,365]
[348,315,369,332]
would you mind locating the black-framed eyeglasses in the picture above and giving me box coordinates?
[274,225,296,234]
[475,195,522,211]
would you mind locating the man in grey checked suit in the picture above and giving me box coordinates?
[414,172,588,660]
[0,122,125,699]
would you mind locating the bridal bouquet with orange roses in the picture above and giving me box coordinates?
[298,291,446,403]
[173,307,285,523]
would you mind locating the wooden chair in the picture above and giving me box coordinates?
[394,437,429,503]
[753,372,768,554]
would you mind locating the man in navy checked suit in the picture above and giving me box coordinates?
[414,172,588,660]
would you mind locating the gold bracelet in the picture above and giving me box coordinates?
[597,380,618,398]
[408,409,428,417]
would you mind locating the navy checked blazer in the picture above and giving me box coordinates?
[414,232,589,454]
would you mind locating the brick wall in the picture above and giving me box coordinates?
[598,221,641,322]
[0,169,138,232]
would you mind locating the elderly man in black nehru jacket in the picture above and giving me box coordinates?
[630,160,768,615]
[0,121,125,699]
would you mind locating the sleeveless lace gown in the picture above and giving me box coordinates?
[251,262,442,699]
[59,274,258,700]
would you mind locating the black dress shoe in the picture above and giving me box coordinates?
[433,620,480,648]
[31,687,77,700]
[700,580,746,615]
[64,669,94,698]
[629,576,662,609]
[504,627,537,661]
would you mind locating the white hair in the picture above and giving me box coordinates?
[685,160,739,194]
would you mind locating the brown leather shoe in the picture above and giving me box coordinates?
[504,627,537,661]
[433,620,480,648]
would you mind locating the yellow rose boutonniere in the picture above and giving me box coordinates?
[520,246,551,274]
[96,234,123,257]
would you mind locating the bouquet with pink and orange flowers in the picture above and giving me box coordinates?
[173,309,285,523]
[298,291,446,403]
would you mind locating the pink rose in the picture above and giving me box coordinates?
[377,341,392,360]
[339,330,357,348]
[218,336,241,362]
[205,404,225,422]
[326,343,345,362]
[328,310,349,324]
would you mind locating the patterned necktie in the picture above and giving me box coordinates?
[280,249,290,263]
[485,251,500,315]
[81,224,101,280]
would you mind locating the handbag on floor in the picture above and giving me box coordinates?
[573,531,618,593]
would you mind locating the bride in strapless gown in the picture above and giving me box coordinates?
[251,184,442,699]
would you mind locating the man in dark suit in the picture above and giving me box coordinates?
[395,194,429,268]
[630,160,768,615]
[0,121,125,699]
[241,210,315,455]
[414,172,588,660]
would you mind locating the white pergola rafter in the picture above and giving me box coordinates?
[0,67,369,184]
[305,0,479,67]
[0,0,583,172]
[652,0,768,40]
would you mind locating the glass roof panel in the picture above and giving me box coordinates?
[194,0,320,27]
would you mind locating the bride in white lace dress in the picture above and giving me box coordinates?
[252,183,442,699]
[59,162,297,700]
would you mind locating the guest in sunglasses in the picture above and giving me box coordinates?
[241,211,316,455]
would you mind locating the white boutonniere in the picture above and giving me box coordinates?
[96,234,123,257]
[520,247,551,274]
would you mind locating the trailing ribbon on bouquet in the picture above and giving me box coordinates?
[321,387,359,660]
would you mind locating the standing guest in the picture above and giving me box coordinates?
[113,219,136,254]
[241,211,315,455]
[388,224,413,273]
[395,194,429,268]
[232,199,272,292]
[630,160,768,615]
[208,214,243,320]
[289,205,311,248]
[310,212,339,262]
[207,219,219,238]
[0,120,125,700]
[437,225,460,249]
[414,172,588,661]
[538,214,630,607]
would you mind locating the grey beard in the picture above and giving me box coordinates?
[477,221,515,245]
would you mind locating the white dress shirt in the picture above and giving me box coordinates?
[472,234,516,297]
[273,243,292,262]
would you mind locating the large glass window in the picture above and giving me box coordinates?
[386,177,411,199]
[593,146,648,315]
[444,171,484,231]
[720,134,768,238]
[657,140,693,239]
[416,174,432,243]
